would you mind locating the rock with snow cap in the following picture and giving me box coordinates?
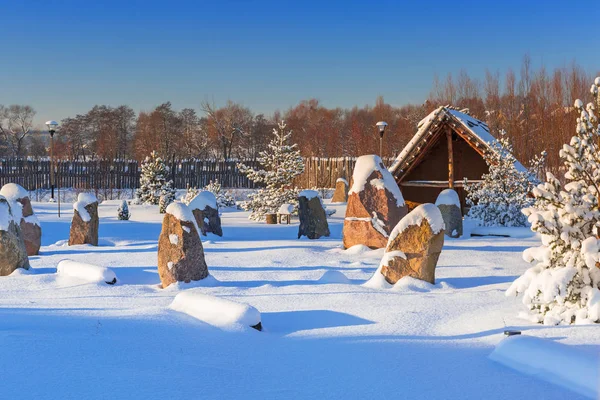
[69,193,99,246]
[297,190,330,239]
[157,202,208,288]
[377,203,444,285]
[188,191,222,237]
[342,155,407,249]
[0,183,41,255]
[0,195,30,276]
[331,177,349,203]
[435,189,462,238]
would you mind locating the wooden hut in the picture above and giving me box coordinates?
[388,106,525,209]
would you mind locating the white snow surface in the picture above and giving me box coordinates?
[278,203,294,214]
[0,183,29,201]
[490,335,599,399]
[349,155,405,207]
[73,201,91,222]
[166,201,195,223]
[336,178,348,184]
[77,192,98,205]
[188,190,217,211]
[56,259,117,284]
[0,196,14,231]
[0,200,597,399]
[299,189,320,199]
[435,188,461,207]
[389,203,445,241]
[170,290,261,331]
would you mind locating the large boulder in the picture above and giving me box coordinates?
[188,191,222,237]
[376,203,445,285]
[297,190,330,239]
[69,193,99,246]
[342,155,407,249]
[331,178,349,203]
[0,183,41,256]
[157,202,209,288]
[0,196,30,276]
[435,189,462,238]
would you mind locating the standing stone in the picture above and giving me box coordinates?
[297,190,330,239]
[157,202,209,288]
[0,183,41,256]
[331,178,349,203]
[69,193,99,246]
[378,203,445,285]
[435,189,462,238]
[188,191,222,237]
[0,196,30,276]
[343,155,407,249]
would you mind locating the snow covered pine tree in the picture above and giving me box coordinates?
[204,180,236,208]
[136,151,176,208]
[117,200,130,220]
[507,77,600,325]
[238,121,304,221]
[464,131,545,227]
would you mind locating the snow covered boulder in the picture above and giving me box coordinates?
[171,291,262,331]
[331,178,349,203]
[57,260,117,284]
[0,196,30,276]
[343,155,407,249]
[375,203,444,285]
[188,191,222,237]
[158,202,209,288]
[435,189,462,238]
[69,193,99,246]
[0,183,41,255]
[297,190,330,239]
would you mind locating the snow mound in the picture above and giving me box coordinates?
[349,155,405,207]
[490,335,599,399]
[299,190,320,199]
[0,183,29,200]
[77,192,97,205]
[73,201,91,222]
[278,203,294,214]
[166,201,201,235]
[317,270,351,284]
[343,244,372,255]
[170,291,261,331]
[392,276,436,292]
[56,260,117,284]
[188,191,217,211]
[389,203,444,241]
[435,189,460,207]
[336,177,348,184]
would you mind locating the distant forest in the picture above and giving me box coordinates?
[1,56,598,174]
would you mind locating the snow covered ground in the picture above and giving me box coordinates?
[1,200,599,399]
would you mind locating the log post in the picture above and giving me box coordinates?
[447,129,454,189]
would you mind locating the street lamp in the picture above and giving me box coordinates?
[376,121,388,157]
[45,120,58,200]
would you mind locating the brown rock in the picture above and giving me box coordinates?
[191,209,206,236]
[379,204,445,284]
[21,220,41,256]
[188,191,223,236]
[69,195,99,246]
[157,203,209,288]
[297,190,330,239]
[331,178,349,203]
[0,196,30,276]
[0,184,42,256]
[342,155,407,249]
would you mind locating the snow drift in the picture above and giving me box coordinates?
[56,260,117,284]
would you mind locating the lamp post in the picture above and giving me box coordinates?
[376,121,388,158]
[45,120,58,200]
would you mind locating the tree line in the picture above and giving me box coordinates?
[1,56,597,174]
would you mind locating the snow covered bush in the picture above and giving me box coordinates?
[117,200,130,220]
[181,185,199,205]
[204,180,236,208]
[136,151,176,206]
[159,192,175,214]
[238,121,304,221]
[464,131,545,227]
[507,77,600,325]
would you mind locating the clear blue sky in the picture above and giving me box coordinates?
[1,0,598,127]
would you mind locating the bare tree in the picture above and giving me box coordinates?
[202,101,253,159]
[0,105,36,157]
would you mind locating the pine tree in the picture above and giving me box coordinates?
[204,180,236,208]
[159,192,174,214]
[238,121,304,221]
[117,200,130,220]
[507,77,600,325]
[464,131,545,227]
[181,185,199,205]
[136,151,176,206]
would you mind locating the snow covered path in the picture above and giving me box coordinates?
[1,201,598,399]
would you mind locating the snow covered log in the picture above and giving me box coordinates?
[0,195,30,276]
[57,260,117,284]
[69,193,99,246]
[343,155,407,249]
[170,291,262,331]
[0,183,41,255]
[435,189,462,238]
[490,335,599,399]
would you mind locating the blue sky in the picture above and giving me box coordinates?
[1,0,598,127]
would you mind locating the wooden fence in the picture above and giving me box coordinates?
[0,157,395,191]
